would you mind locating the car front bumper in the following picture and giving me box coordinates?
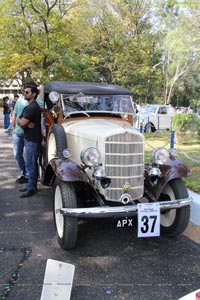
[59,197,192,218]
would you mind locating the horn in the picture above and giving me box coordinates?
[51,105,61,118]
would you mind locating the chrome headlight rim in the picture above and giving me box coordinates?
[151,147,169,165]
[81,147,100,167]
[93,166,105,179]
[63,148,71,158]
[49,91,59,103]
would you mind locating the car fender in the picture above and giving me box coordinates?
[145,156,191,199]
[43,158,89,185]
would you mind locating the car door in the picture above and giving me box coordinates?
[157,106,171,129]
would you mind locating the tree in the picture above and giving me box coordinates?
[0,0,88,86]
[0,0,200,110]
[71,0,159,101]
[154,1,200,104]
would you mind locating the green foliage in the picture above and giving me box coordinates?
[172,113,189,134]
[145,130,200,193]
[0,0,200,109]
[197,119,200,142]
[172,113,199,135]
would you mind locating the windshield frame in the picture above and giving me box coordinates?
[61,93,135,117]
[141,105,158,114]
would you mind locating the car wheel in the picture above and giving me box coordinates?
[48,124,67,162]
[38,156,44,182]
[144,122,156,133]
[54,178,78,250]
[159,178,190,236]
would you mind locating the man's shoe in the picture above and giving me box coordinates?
[20,188,38,193]
[20,189,37,198]
[19,188,27,192]
[19,188,38,193]
[16,176,28,184]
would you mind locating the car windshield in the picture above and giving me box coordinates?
[61,94,135,116]
[141,105,157,114]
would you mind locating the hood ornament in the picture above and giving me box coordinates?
[122,183,131,192]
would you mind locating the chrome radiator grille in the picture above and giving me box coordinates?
[104,132,144,202]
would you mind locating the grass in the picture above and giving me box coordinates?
[144,131,200,193]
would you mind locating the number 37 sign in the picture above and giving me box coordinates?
[137,203,160,237]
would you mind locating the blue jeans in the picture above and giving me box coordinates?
[4,114,10,129]
[6,123,12,133]
[12,132,28,178]
[24,139,41,191]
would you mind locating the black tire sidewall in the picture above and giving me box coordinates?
[53,178,78,250]
[48,124,67,158]
[160,178,190,236]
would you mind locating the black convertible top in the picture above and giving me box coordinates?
[44,81,133,95]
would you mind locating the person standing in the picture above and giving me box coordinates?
[187,105,193,115]
[12,96,29,183]
[18,82,42,198]
[6,94,20,135]
[12,94,44,184]
[3,96,11,129]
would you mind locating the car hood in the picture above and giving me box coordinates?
[62,119,134,141]
[62,118,143,172]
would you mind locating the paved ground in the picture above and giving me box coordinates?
[0,112,200,300]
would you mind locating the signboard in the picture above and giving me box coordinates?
[138,203,160,237]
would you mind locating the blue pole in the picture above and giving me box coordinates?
[147,116,150,132]
[170,131,175,149]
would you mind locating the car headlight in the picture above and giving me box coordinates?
[49,91,59,103]
[151,147,169,165]
[81,147,100,167]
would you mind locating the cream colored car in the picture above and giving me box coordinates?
[39,81,192,250]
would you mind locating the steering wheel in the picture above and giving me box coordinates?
[64,111,90,118]
[85,102,98,111]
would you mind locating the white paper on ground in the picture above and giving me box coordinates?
[178,289,200,300]
[40,259,75,300]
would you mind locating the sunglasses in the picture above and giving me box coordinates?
[24,91,31,95]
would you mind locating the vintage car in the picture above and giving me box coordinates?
[135,104,176,132]
[39,81,192,250]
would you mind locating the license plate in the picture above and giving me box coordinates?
[115,217,135,229]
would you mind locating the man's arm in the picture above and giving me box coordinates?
[11,114,16,130]
[17,117,34,128]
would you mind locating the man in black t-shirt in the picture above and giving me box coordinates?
[18,82,42,198]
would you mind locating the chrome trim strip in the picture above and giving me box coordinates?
[105,153,143,156]
[108,185,144,190]
[59,197,192,218]
[106,164,144,167]
[108,175,143,179]
[105,141,144,144]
